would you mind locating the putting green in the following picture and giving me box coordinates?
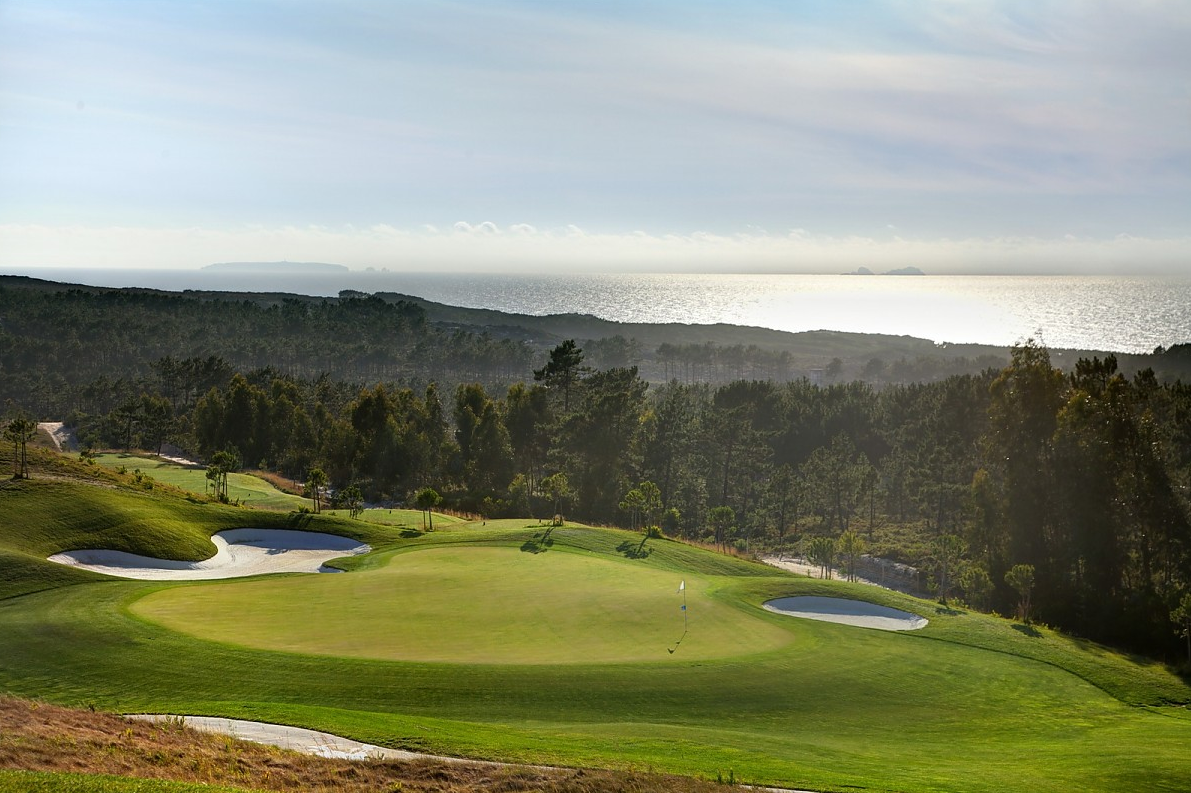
[130,544,793,664]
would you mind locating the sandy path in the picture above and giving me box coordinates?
[48,528,369,580]
[763,595,928,631]
[37,421,76,452]
[157,453,203,467]
[762,554,922,596]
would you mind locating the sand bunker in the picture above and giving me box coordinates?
[48,529,369,581]
[124,715,815,791]
[126,715,430,761]
[763,596,928,631]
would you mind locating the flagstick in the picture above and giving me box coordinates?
[669,580,689,654]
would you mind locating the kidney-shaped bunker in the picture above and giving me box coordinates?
[48,529,370,581]
[764,596,928,631]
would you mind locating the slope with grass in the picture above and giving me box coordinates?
[0,475,374,602]
[3,470,1191,792]
[90,454,309,512]
[321,506,467,530]
[3,695,728,793]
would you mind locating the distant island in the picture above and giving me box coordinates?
[843,266,925,276]
[202,261,349,274]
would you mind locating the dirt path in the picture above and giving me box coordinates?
[762,554,923,596]
[36,422,76,452]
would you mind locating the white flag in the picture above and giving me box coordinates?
[678,580,685,592]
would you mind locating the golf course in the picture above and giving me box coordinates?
[3,450,1191,792]
[90,453,310,512]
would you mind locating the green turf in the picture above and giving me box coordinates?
[321,507,466,529]
[0,770,257,793]
[91,454,309,511]
[0,478,378,601]
[3,477,1191,792]
[5,573,1191,792]
[131,542,790,663]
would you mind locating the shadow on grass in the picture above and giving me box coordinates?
[936,605,964,616]
[520,527,555,554]
[1012,623,1043,638]
[286,512,315,529]
[617,536,652,559]
[399,528,423,539]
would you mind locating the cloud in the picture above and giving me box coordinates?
[453,221,500,235]
[2,222,1188,276]
[2,1,1187,241]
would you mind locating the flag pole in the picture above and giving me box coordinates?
[669,580,688,654]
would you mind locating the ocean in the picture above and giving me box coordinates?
[6,268,1190,354]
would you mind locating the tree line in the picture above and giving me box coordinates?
[0,283,533,417]
[33,335,1189,659]
[2,280,1112,419]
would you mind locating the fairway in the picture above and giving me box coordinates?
[131,543,792,663]
[91,453,308,511]
[4,477,1191,792]
[321,507,467,529]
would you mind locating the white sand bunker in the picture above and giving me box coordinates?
[764,596,928,631]
[48,529,370,581]
[126,715,429,762]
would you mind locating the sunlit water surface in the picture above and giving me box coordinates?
[8,269,1191,353]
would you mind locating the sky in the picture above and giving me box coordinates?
[1,0,1189,274]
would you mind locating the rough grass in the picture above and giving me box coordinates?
[0,696,725,793]
[0,771,255,793]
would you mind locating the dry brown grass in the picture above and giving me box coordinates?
[0,697,728,793]
[244,469,304,496]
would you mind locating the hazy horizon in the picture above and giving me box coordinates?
[10,257,1191,277]
[2,1,1189,275]
[5,267,1189,354]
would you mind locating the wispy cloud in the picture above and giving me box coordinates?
[2,222,1186,275]
[1,0,1188,265]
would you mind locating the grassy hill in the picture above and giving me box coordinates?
[89,453,310,512]
[0,445,373,601]
[2,449,1191,792]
